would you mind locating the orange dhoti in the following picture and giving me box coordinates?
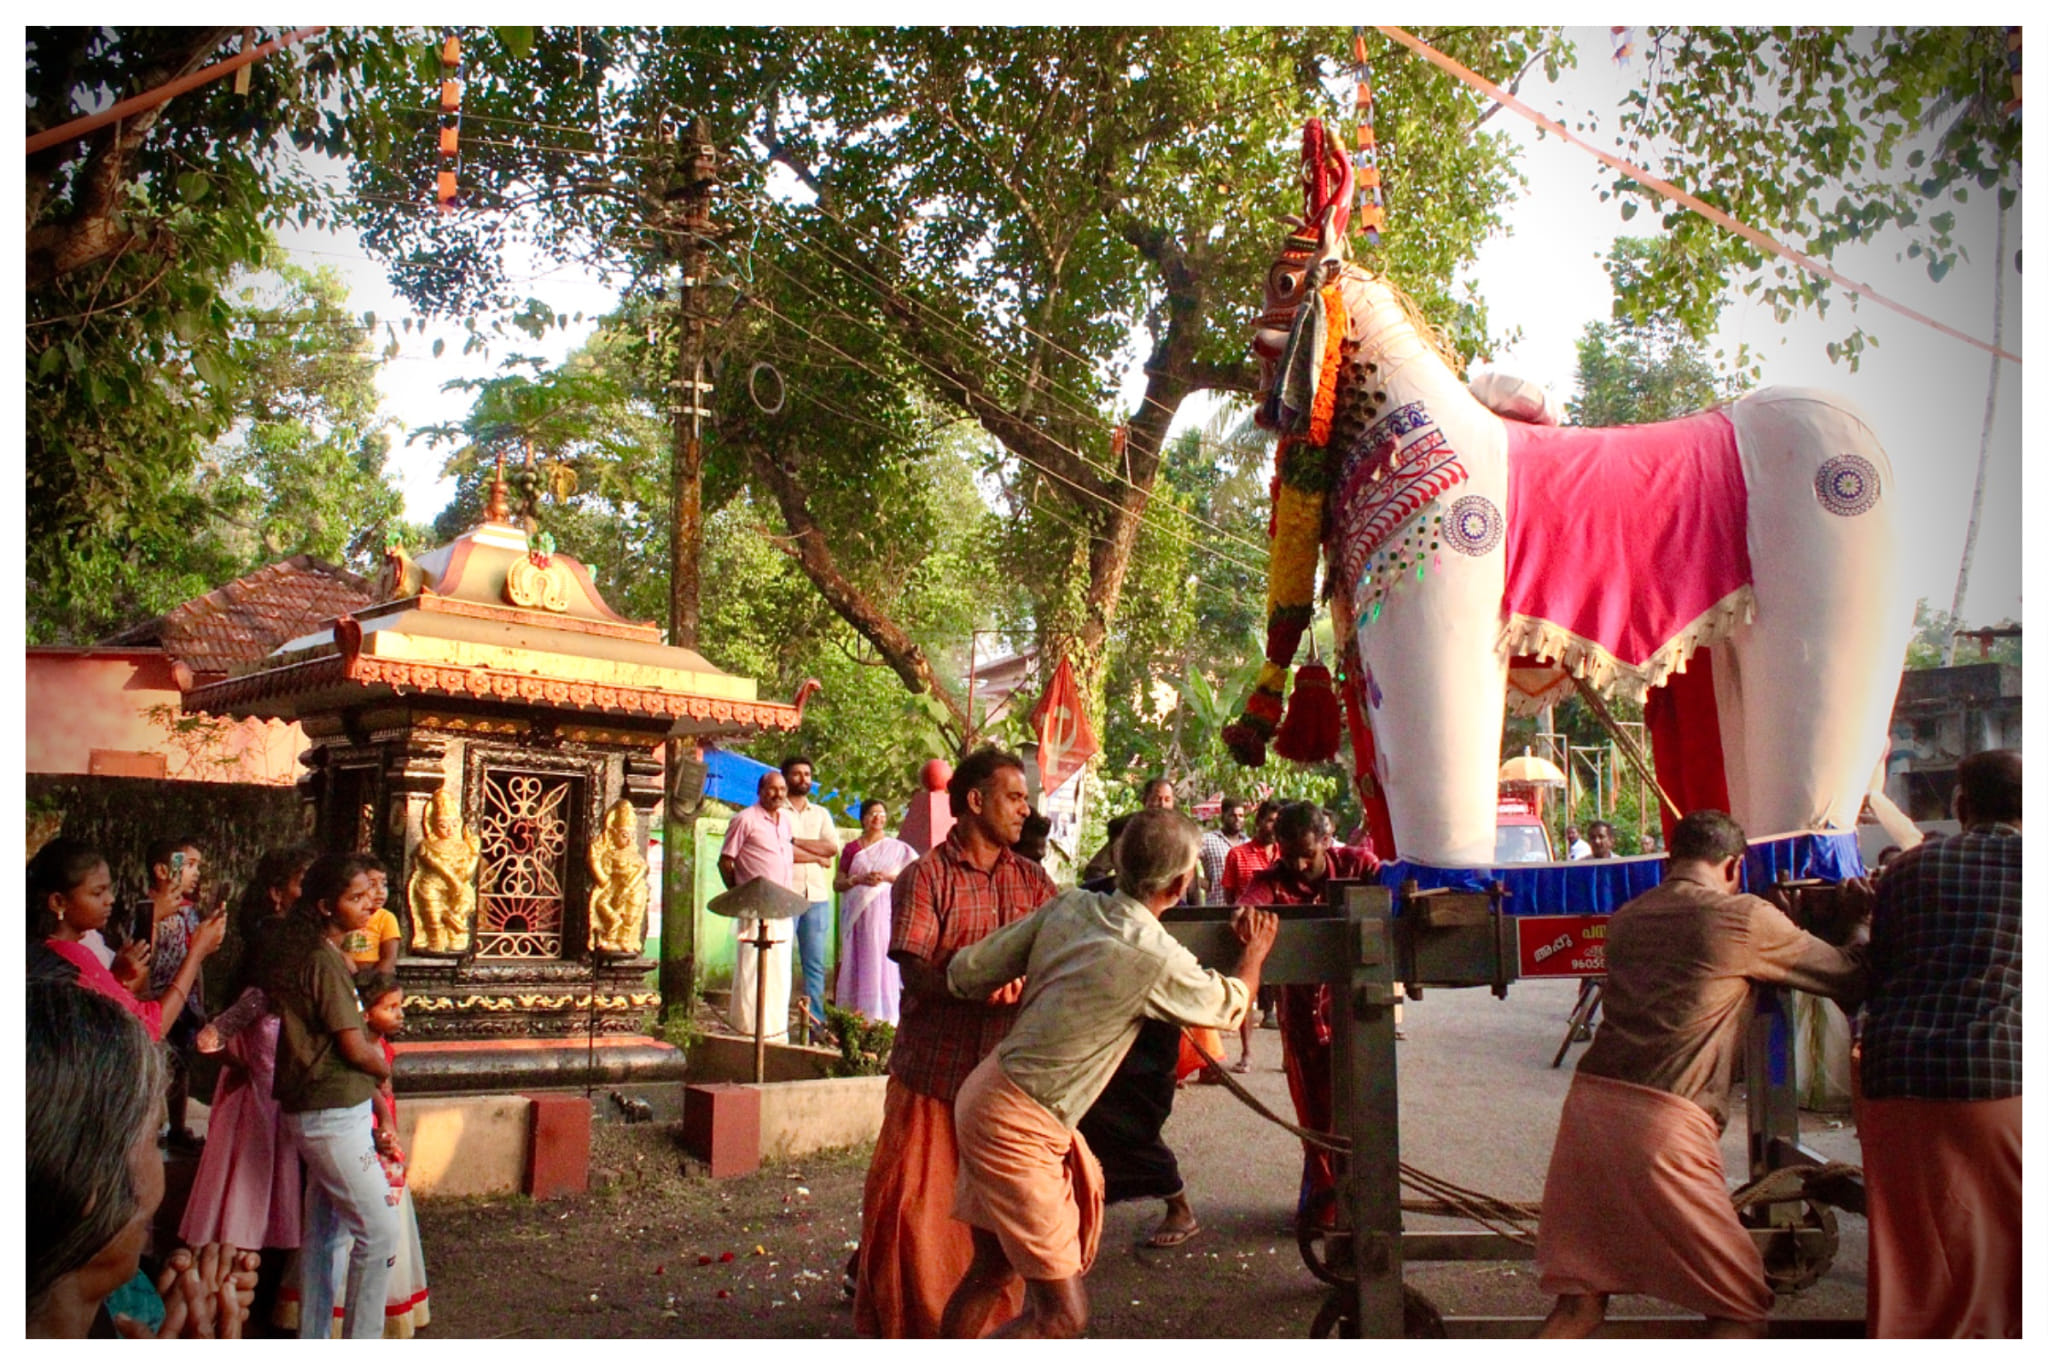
[854,1075,1022,1338]
[1537,1071,1773,1324]
[1174,1026,1225,1081]
[1859,1093,2022,1338]
[952,1053,1104,1283]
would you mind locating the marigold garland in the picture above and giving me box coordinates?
[1307,283,1348,447]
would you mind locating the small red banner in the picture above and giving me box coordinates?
[1029,657,1098,792]
[1516,914,1610,978]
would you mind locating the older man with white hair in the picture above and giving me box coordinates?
[936,808,1279,1338]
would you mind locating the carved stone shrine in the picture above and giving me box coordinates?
[187,480,812,1089]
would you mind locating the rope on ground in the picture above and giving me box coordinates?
[1185,1032,1541,1244]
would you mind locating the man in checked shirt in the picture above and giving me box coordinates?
[852,746,1056,1338]
[1858,748,2022,1338]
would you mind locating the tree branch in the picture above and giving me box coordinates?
[747,445,972,740]
[26,28,236,290]
[1474,46,1556,127]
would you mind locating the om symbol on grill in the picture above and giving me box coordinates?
[475,771,571,959]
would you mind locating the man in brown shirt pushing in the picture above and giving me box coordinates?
[1536,809,1870,1338]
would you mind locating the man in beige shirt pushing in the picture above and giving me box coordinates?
[926,808,1279,1338]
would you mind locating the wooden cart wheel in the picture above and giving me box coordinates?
[1308,1285,1448,1338]
[1750,1198,1841,1295]
[1295,1187,1351,1287]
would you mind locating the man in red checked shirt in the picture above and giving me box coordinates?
[1238,801,1378,1220]
[853,746,1057,1338]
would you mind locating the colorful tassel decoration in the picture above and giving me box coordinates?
[1272,661,1342,763]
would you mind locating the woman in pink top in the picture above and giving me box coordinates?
[28,837,224,1042]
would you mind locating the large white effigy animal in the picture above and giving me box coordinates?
[1230,121,1913,866]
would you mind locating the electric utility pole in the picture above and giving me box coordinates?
[659,116,718,1023]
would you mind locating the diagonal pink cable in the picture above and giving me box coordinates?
[1376,25,2021,366]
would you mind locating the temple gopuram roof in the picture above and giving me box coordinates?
[185,510,810,736]
[98,555,378,678]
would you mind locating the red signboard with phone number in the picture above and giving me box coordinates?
[1516,914,1610,977]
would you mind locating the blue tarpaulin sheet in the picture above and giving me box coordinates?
[1376,830,1866,916]
[699,747,856,818]
[702,746,776,807]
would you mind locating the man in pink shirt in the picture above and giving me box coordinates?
[719,770,798,1041]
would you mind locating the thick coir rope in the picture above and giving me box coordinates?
[1184,1033,1542,1245]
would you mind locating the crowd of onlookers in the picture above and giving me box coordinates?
[32,743,2016,1340]
[28,834,424,1339]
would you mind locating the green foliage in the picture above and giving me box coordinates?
[822,1004,896,1078]
[28,258,410,640]
[1604,27,2019,362]
[1903,597,2021,670]
[1095,424,1350,825]
[26,28,423,641]
[1568,242,1749,423]
[419,323,1010,811]
[347,25,1565,741]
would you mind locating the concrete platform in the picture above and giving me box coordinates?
[681,1033,889,1166]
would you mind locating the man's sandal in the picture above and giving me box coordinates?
[1141,1223,1202,1250]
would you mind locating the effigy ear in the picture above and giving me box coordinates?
[1299,119,1354,269]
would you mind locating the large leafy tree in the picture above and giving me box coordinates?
[1095,423,1346,813]
[1601,26,2019,362]
[416,324,1013,804]
[26,26,418,639]
[346,25,1563,737]
[1567,241,1745,426]
[28,257,411,640]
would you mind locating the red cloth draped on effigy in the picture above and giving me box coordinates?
[1501,408,1752,690]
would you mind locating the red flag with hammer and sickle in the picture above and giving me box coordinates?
[1029,657,1097,792]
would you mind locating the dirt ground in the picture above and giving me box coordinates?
[412,979,1872,1338]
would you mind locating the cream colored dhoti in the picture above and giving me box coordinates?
[728,917,792,1042]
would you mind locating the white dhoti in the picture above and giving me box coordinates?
[728,917,793,1041]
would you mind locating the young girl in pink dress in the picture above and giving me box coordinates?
[184,845,317,1330]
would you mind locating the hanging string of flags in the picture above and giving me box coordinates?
[435,33,463,211]
[1349,28,1385,245]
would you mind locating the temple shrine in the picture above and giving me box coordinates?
[186,470,812,1092]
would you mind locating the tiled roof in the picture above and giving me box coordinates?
[100,555,376,675]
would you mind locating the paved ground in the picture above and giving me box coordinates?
[402,977,1869,1337]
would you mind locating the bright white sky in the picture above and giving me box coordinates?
[273,26,2024,628]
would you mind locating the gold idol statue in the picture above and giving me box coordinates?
[587,798,649,956]
[409,786,480,953]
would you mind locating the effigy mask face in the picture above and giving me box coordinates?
[1251,119,1355,429]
